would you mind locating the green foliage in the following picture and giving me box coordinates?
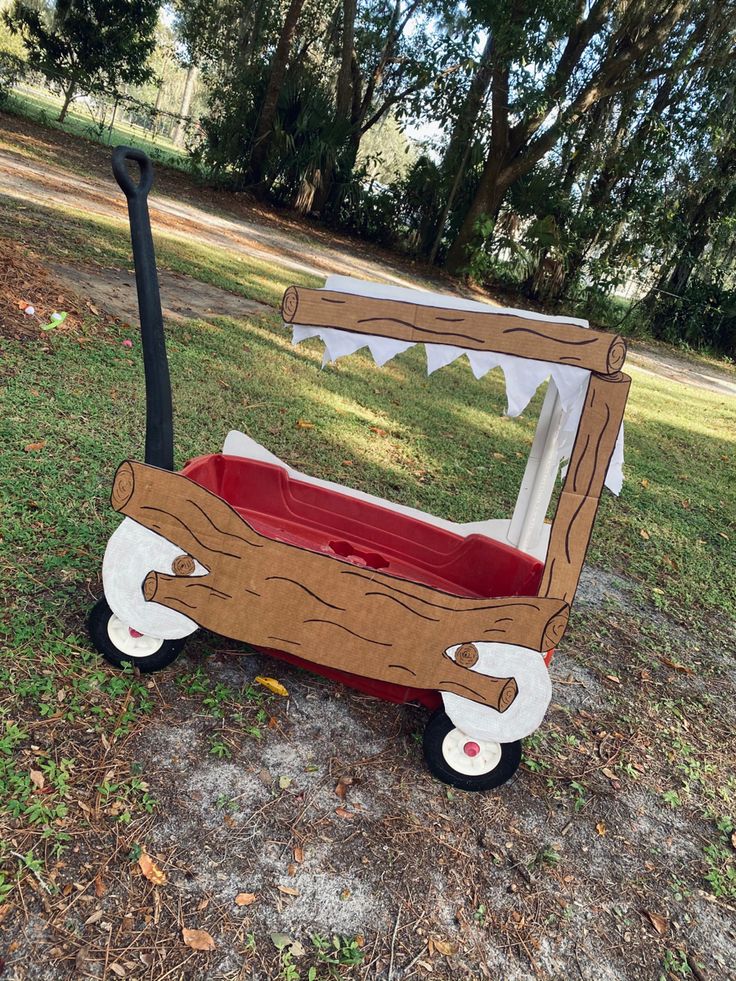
[0,50,24,104]
[4,0,159,111]
[649,279,736,357]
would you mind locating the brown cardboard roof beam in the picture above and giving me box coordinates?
[112,461,571,708]
[281,287,627,375]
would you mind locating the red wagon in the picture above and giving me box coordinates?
[89,148,630,791]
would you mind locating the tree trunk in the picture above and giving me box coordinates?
[428,140,472,264]
[173,65,197,148]
[247,0,307,187]
[427,35,494,262]
[336,0,357,119]
[58,79,76,123]
[152,81,165,139]
[444,151,511,274]
[311,0,358,218]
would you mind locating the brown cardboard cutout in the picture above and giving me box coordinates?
[539,371,631,605]
[111,461,572,709]
[281,287,627,375]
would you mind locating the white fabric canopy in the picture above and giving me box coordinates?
[289,275,624,495]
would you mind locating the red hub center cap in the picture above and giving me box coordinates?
[463,741,480,757]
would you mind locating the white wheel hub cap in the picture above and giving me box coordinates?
[441,728,502,777]
[107,614,164,658]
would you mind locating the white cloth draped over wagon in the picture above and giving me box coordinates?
[288,275,625,558]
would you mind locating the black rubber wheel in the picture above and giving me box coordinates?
[422,708,522,792]
[87,596,186,673]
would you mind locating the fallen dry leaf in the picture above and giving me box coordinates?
[432,938,458,956]
[335,775,354,799]
[94,874,107,898]
[29,769,44,790]
[109,963,126,978]
[369,426,388,437]
[640,478,650,488]
[138,853,167,886]
[657,656,694,675]
[293,846,304,864]
[335,806,355,820]
[23,440,46,453]
[604,674,621,685]
[235,893,256,907]
[296,419,314,429]
[84,909,103,925]
[255,676,289,697]
[645,911,668,936]
[277,885,299,897]
[595,822,607,837]
[639,529,650,540]
[182,927,216,951]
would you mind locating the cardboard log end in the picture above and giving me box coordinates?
[607,336,627,374]
[499,677,518,713]
[281,286,299,322]
[111,461,136,512]
[142,570,158,602]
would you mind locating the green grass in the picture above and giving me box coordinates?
[4,86,188,170]
[2,192,320,307]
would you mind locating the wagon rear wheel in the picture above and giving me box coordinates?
[88,597,186,673]
[422,708,521,792]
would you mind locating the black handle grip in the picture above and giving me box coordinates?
[112,145,154,201]
[111,146,174,471]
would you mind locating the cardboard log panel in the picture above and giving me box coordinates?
[281,287,628,375]
[111,461,571,709]
[539,371,631,606]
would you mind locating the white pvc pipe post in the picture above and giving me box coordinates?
[508,379,564,553]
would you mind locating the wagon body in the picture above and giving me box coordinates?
[91,146,631,791]
[179,449,548,708]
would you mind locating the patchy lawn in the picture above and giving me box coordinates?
[0,116,735,981]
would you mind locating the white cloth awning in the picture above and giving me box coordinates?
[289,275,624,495]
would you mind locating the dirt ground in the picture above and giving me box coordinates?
[2,112,736,981]
[48,264,270,326]
[3,569,735,981]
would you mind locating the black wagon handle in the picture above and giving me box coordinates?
[112,145,155,201]
[112,146,174,472]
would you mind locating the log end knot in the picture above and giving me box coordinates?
[111,461,136,512]
[281,286,299,322]
[142,571,159,602]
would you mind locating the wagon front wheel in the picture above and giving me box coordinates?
[88,597,186,673]
[422,708,521,791]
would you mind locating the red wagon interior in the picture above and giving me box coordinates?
[182,452,547,708]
